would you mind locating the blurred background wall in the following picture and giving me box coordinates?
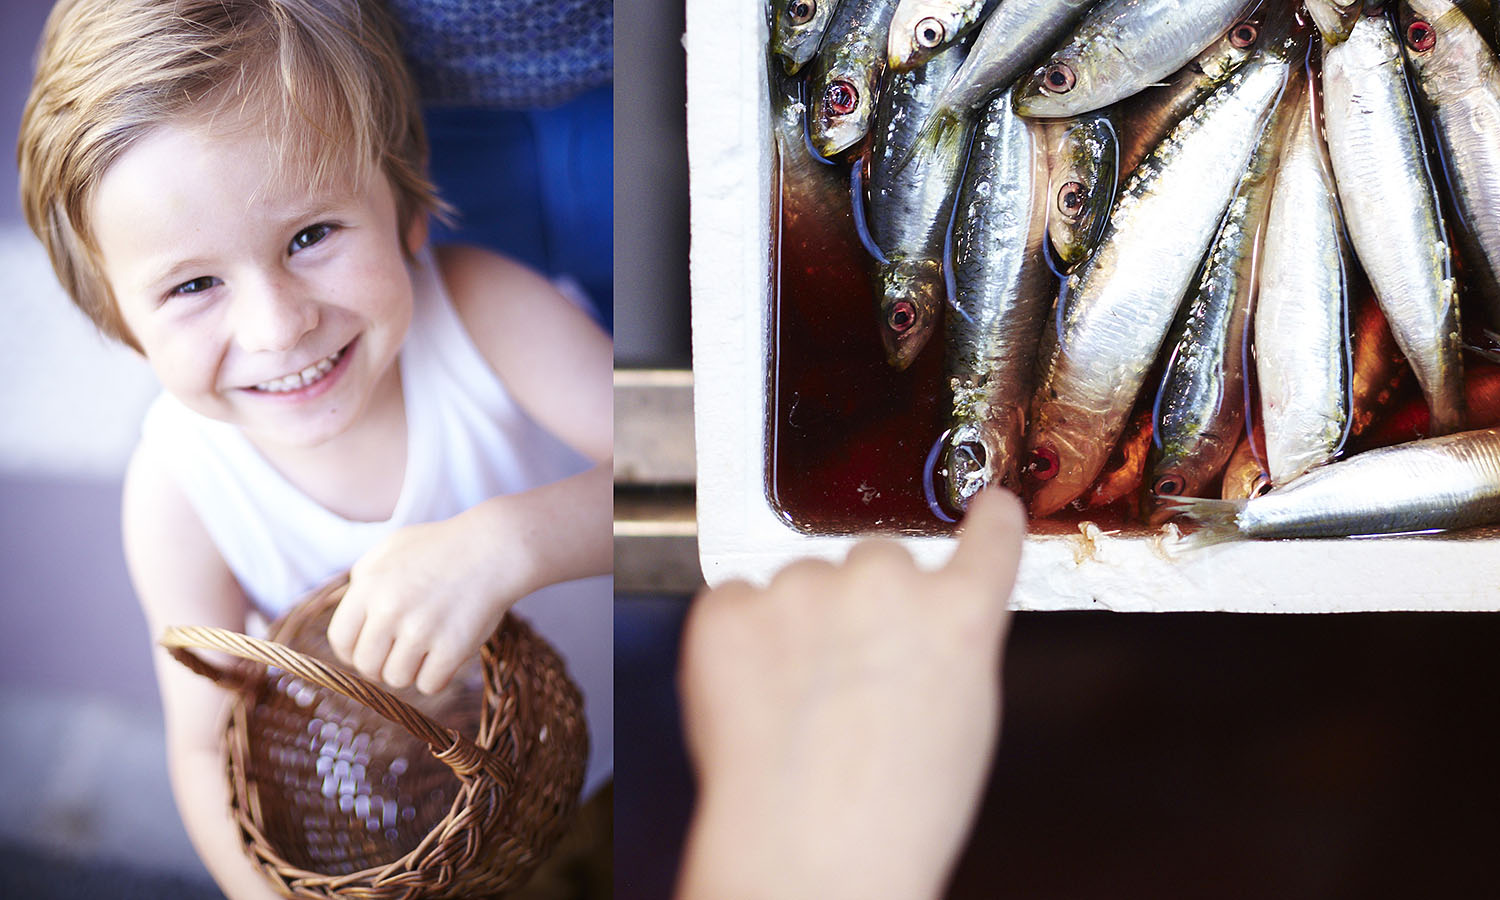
[0,2,214,894]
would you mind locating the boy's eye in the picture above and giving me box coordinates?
[171,276,221,296]
[289,223,335,254]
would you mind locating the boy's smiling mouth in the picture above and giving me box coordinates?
[246,339,354,395]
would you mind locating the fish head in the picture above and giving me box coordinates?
[1143,432,1233,526]
[888,1,964,70]
[1397,0,1477,102]
[771,0,828,74]
[1021,425,1093,517]
[811,65,879,157]
[1304,0,1363,46]
[1046,119,1117,267]
[1012,48,1095,119]
[876,257,943,369]
[941,409,1026,513]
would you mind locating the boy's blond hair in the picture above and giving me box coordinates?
[18,0,446,352]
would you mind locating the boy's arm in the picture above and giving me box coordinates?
[328,245,611,694]
[122,445,285,900]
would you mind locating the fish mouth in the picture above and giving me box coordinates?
[943,419,1024,512]
[876,258,943,369]
[942,425,996,513]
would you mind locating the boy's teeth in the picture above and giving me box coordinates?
[254,348,343,393]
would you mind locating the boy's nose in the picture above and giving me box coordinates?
[233,274,319,353]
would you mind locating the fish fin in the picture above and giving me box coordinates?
[896,105,965,175]
[1156,496,1247,550]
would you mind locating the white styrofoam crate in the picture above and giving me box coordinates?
[684,0,1500,612]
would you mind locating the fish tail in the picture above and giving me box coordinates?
[1158,496,1247,550]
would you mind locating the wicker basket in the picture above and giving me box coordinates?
[160,576,588,899]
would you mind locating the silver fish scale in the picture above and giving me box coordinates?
[1016,0,1253,117]
[869,42,968,255]
[1404,0,1500,330]
[1116,25,1254,176]
[937,0,1097,116]
[1026,54,1289,514]
[1240,428,1500,537]
[1256,87,1347,487]
[945,88,1051,496]
[949,90,1048,395]
[811,0,902,155]
[1322,14,1464,433]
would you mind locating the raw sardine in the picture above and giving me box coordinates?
[1023,37,1294,517]
[1166,427,1500,540]
[1255,76,1351,486]
[1322,12,1465,435]
[1144,65,1292,520]
[888,0,989,70]
[1220,427,1271,500]
[924,0,1099,125]
[1304,0,1362,45]
[1400,0,1500,337]
[1013,0,1255,119]
[772,0,845,73]
[940,88,1053,507]
[866,42,971,368]
[1115,9,1268,179]
[809,0,901,156]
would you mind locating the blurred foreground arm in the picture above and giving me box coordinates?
[676,489,1026,900]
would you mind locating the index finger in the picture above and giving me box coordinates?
[942,487,1027,588]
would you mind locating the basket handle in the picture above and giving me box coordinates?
[160,621,509,783]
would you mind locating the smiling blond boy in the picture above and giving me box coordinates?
[18,1,612,896]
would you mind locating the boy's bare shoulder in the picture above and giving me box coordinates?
[431,244,611,461]
[122,441,246,631]
[431,243,586,349]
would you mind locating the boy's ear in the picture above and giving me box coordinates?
[404,214,429,256]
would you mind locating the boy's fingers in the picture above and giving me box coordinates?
[942,487,1027,586]
[326,601,363,664]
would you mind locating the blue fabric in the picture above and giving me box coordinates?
[387,0,612,109]
[424,84,613,330]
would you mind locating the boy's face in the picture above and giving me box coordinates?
[91,116,418,452]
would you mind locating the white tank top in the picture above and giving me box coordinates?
[137,249,612,794]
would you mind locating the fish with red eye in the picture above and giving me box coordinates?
[1027,444,1061,482]
[806,0,903,157]
[887,300,917,334]
[941,86,1055,511]
[1013,0,1261,119]
[825,80,860,116]
[863,39,969,369]
[1405,18,1436,51]
[1040,108,1118,269]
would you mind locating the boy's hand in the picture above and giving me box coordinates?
[676,488,1025,900]
[327,508,525,695]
